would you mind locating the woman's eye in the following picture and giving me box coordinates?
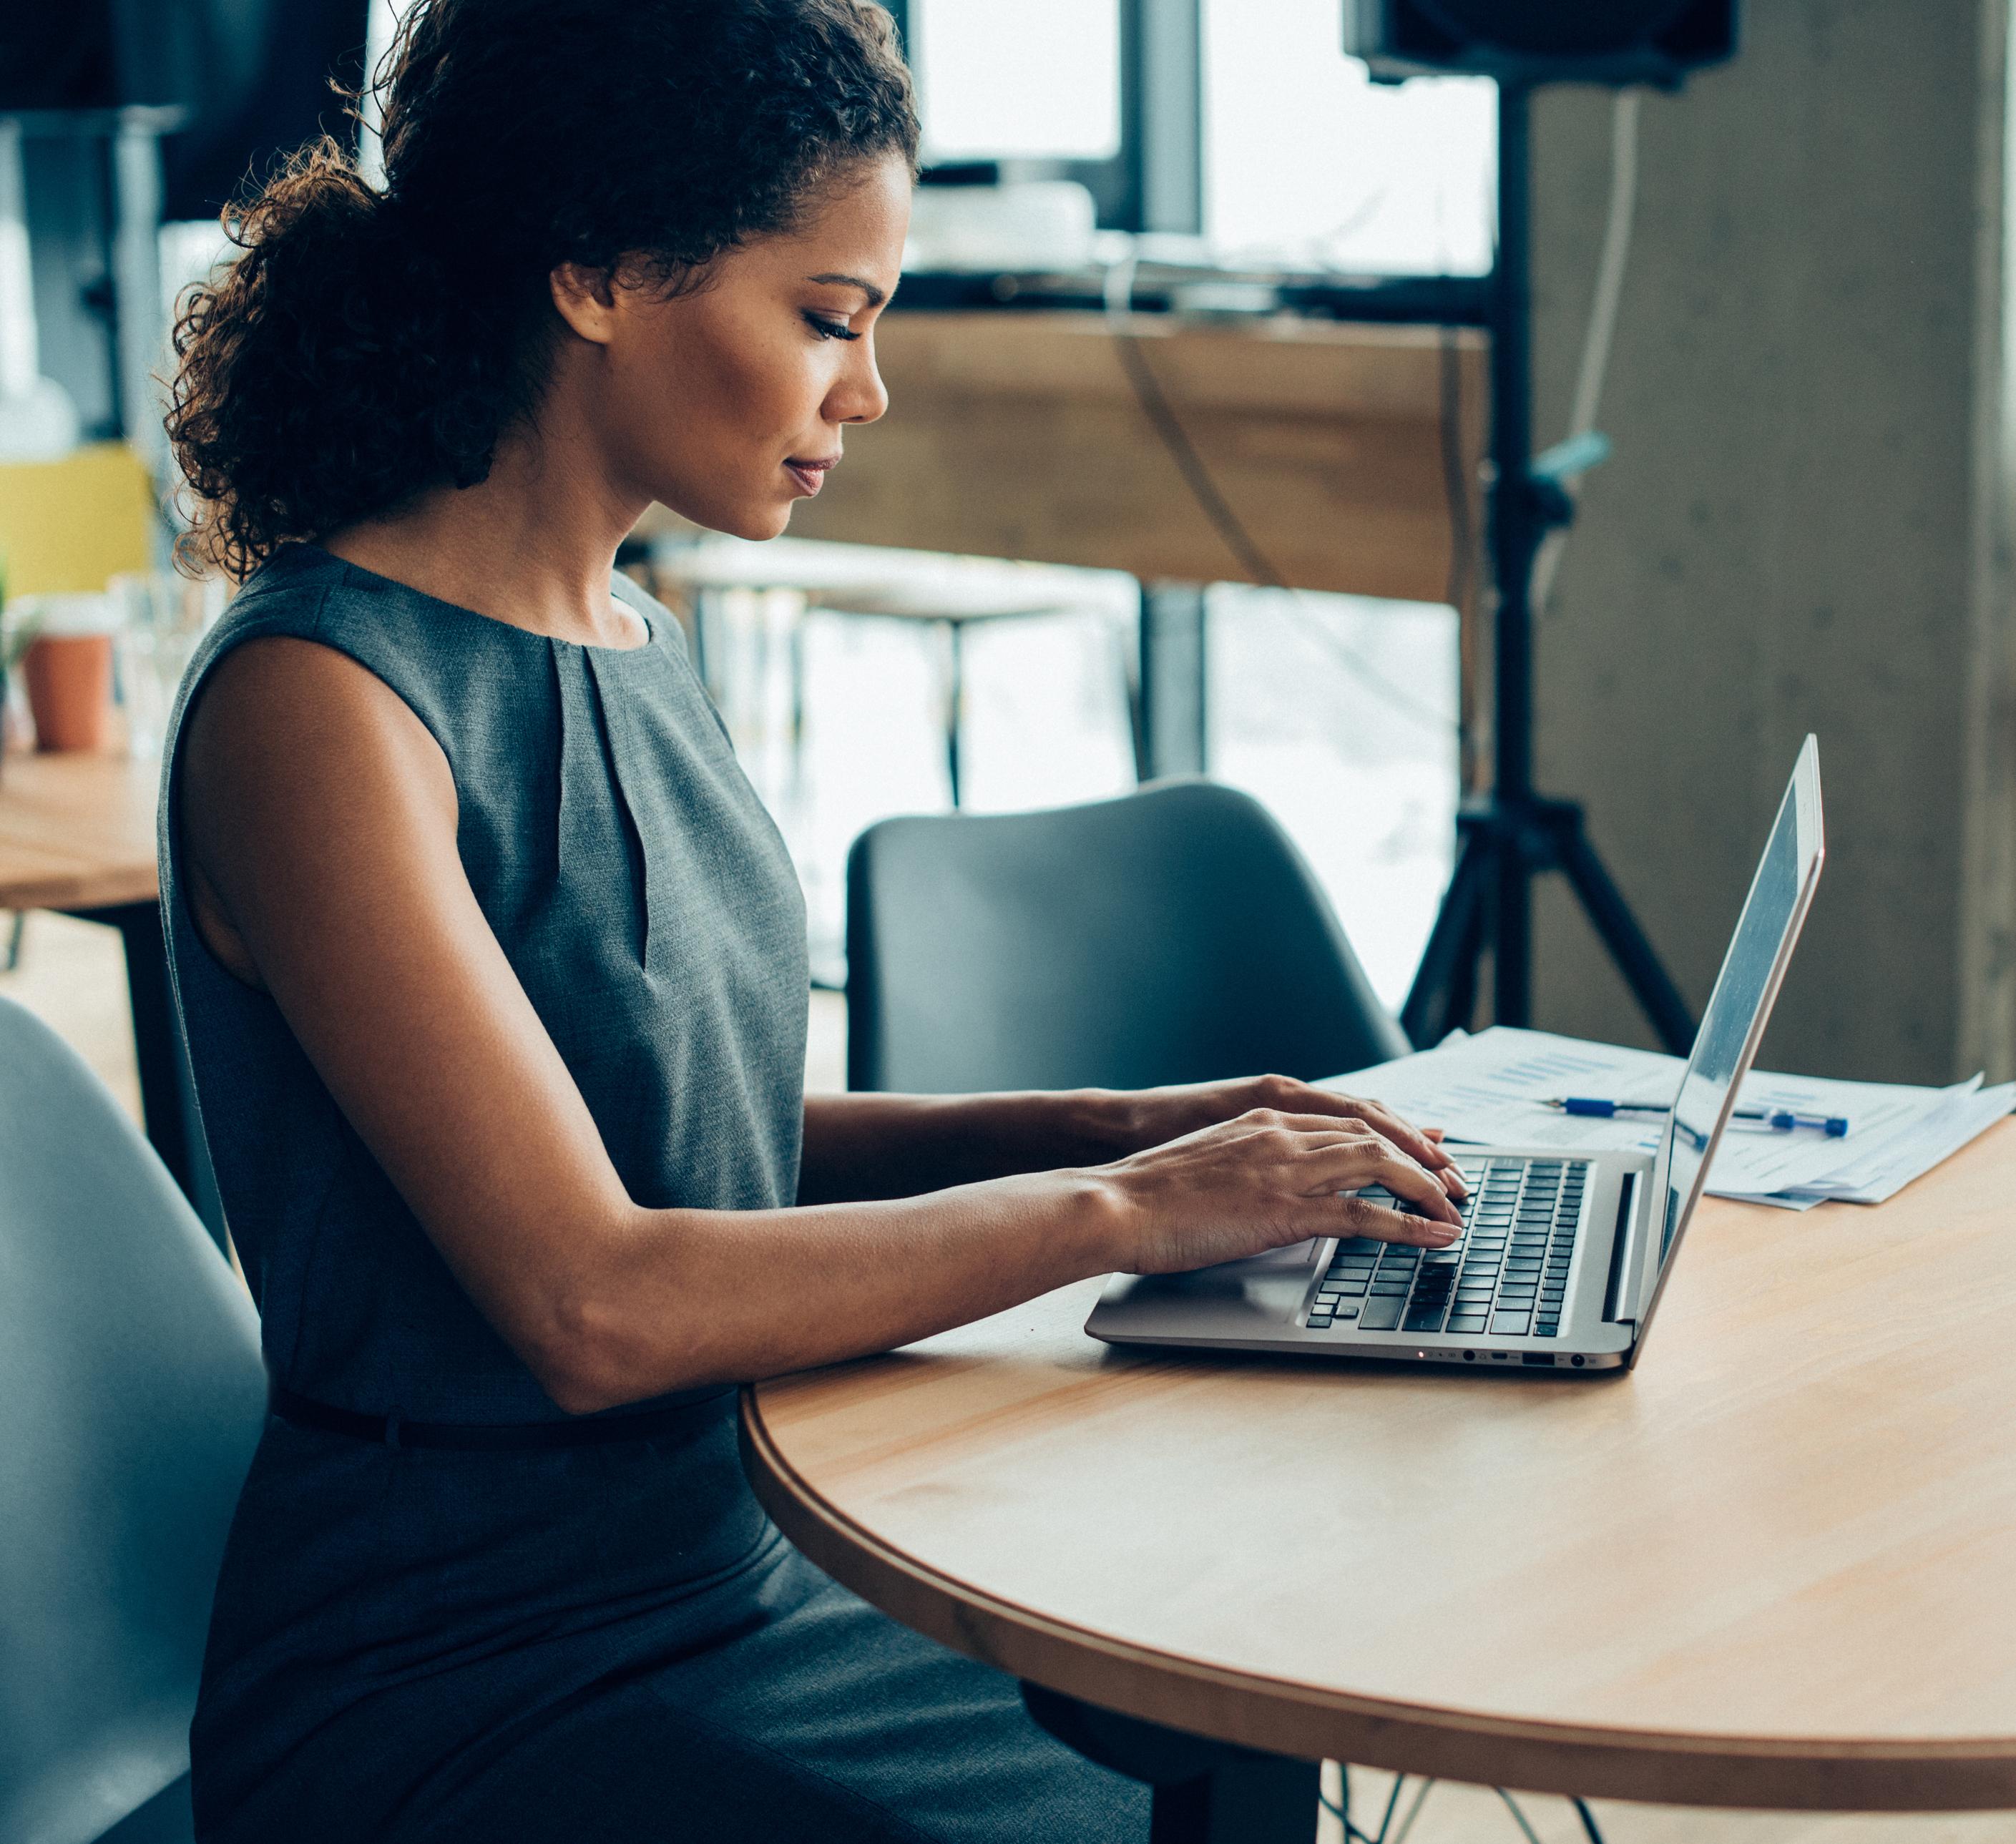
[804,314,860,342]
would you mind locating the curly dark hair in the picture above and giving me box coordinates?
[167,0,917,580]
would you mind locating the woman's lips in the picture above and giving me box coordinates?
[784,458,834,496]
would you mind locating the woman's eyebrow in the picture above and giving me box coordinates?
[804,271,888,308]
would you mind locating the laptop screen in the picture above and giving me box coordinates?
[1656,745,1819,1276]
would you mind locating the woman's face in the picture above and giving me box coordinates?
[554,156,911,541]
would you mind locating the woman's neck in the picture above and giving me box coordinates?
[321,420,651,649]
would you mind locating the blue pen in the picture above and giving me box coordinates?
[1545,1097,1849,1137]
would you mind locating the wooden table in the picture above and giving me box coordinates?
[0,749,192,1195]
[742,1122,2016,1834]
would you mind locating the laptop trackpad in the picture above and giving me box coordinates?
[1098,1239,1324,1323]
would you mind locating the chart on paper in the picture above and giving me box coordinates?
[1332,1027,2015,1210]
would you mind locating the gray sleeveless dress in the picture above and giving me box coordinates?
[160,546,1139,1842]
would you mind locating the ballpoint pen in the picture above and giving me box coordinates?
[1542,1097,1849,1137]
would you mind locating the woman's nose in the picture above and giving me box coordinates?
[829,343,889,426]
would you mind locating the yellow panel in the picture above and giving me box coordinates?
[0,443,158,597]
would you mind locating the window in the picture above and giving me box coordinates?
[908,0,1122,163]
[1204,0,1494,273]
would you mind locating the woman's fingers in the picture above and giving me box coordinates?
[1258,1114,1462,1225]
[1360,1141,1464,1225]
[1265,1082,1463,1194]
[1336,1193,1461,1245]
[1343,1100,1465,1193]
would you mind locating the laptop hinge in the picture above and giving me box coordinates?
[1602,1171,1643,1324]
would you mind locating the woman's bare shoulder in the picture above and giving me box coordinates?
[179,634,460,974]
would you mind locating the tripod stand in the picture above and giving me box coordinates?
[1399,79,1696,1056]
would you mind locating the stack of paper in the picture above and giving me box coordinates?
[1334,1027,2015,1210]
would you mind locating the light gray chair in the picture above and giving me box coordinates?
[0,996,265,1844]
[845,778,1409,1094]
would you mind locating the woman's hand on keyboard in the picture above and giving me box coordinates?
[1090,1107,1465,1276]
[1100,1074,1462,1198]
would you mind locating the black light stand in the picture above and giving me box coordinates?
[1399,79,1696,1054]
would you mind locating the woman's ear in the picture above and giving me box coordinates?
[549,264,620,343]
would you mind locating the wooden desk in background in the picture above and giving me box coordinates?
[0,750,190,1194]
[640,311,1489,778]
[743,1121,2016,1835]
[788,312,1487,604]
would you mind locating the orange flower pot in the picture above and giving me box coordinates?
[23,634,115,752]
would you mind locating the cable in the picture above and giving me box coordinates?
[1437,324,1475,623]
[1101,258,1460,736]
[1388,1774,1436,1844]
[1572,1795,1610,1844]
[1316,1790,1378,1844]
[1371,1772,1408,1844]
[1530,88,1642,617]
[1495,1787,1547,1844]
[1437,320,1481,782]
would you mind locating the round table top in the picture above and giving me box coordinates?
[741,1119,2016,1813]
[0,747,160,913]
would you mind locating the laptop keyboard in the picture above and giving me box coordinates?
[1306,1158,1587,1339]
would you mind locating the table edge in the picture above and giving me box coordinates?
[0,870,160,911]
[739,1388,2016,1811]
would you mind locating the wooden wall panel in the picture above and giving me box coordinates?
[783,312,1487,607]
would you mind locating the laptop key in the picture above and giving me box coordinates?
[1489,1310,1532,1335]
[1447,1314,1489,1333]
[1359,1298,1404,1330]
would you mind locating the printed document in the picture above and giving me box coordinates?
[1331,1027,2013,1209]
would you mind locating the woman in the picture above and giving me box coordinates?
[161,1,1466,1838]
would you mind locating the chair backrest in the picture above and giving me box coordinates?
[846,779,1410,1094]
[0,998,265,1844]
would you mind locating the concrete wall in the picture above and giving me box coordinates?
[1525,0,2016,1084]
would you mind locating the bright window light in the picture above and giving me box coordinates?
[911,0,1122,163]
[1205,0,1494,274]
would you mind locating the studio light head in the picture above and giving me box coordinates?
[1342,0,1737,90]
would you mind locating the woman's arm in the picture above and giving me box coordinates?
[798,1091,1130,1203]
[799,1082,1452,1205]
[182,638,1462,1416]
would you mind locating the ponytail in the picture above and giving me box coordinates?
[167,0,917,581]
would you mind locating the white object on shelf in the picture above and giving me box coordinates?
[904,181,1098,275]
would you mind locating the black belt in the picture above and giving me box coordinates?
[268,1383,727,1451]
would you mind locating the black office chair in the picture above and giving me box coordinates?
[0,996,266,1844]
[845,778,1409,1094]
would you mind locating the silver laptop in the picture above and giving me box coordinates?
[1087,735,1824,1374]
